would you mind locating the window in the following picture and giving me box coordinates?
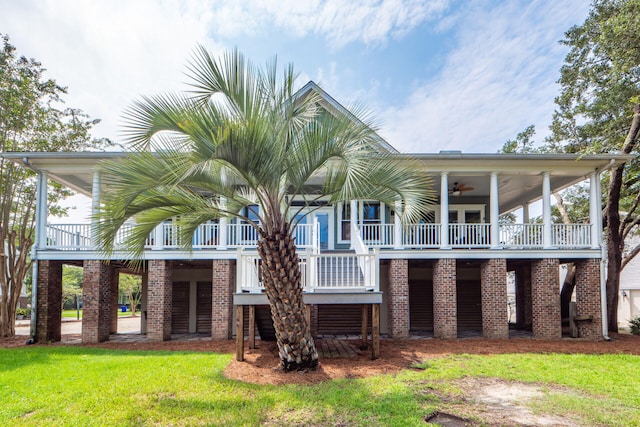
[339,203,351,242]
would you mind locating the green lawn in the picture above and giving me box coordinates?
[62,310,138,319]
[0,347,638,426]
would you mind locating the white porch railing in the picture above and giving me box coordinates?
[44,221,593,251]
[449,223,491,247]
[45,222,315,250]
[402,223,440,248]
[500,223,544,248]
[46,224,92,249]
[236,250,378,293]
[360,223,394,247]
[552,224,591,248]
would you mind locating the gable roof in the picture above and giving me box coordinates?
[295,81,398,154]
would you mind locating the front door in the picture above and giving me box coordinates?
[311,207,334,251]
[316,212,330,250]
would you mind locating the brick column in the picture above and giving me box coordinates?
[82,260,114,343]
[481,259,508,338]
[531,258,561,339]
[212,260,234,339]
[575,259,603,340]
[36,260,63,343]
[433,258,457,339]
[388,259,409,338]
[147,260,172,341]
[110,269,120,334]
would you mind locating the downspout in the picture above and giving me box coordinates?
[29,254,37,343]
[598,159,616,341]
[29,167,41,342]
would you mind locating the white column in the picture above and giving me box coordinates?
[589,173,599,249]
[440,172,450,248]
[522,202,530,224]
[218,196,228,250]
[595,171,604,244]
[393,199,403,249]
[490,172,500,248]
[36,171,48,249]
[349,200,358,249]
[90,171,100,247]
[542,172,553,248]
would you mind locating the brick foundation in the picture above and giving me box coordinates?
[531,258,561,339]
[575,258,603,339]
[481,259,508,338]
[212,260,234,339]
[110,269,120,334]
[36,260,63,342]
[433,259,457,339]
[388,259,409,338]
[82,260,114,343]
[147,260,172,341]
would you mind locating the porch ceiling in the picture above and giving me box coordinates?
[2,151,632,214]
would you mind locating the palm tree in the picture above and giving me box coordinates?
[96,47,434,371]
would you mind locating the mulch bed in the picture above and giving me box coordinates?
[2,333,639,385]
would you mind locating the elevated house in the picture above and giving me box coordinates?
[2,83,631,354]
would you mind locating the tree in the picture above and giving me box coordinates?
[95,48,434,371]
[549,0,640,331]
[62,266,83,310]
[119,274,142,316]
[0,34,109,337]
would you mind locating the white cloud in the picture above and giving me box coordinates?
[208,0,450,46]
[378,0,591,153]
[0,0,221,143]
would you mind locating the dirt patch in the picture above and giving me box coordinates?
[438,377,581,426]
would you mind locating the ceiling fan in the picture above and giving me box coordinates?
[450,182,474,196]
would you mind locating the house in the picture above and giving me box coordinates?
[2,83,632,356]
[620,251,640,329]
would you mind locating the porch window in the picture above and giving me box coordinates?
[339,203,351,242]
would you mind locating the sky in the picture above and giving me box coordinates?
[0,0,592,219]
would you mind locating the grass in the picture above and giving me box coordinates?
[0,347,639,426]
[62,310,138,319]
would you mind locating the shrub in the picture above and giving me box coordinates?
[16,307,30,317]
[629,316,640,336]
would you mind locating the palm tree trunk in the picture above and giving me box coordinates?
[257,224,318,372]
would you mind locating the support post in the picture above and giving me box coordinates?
[589,173,599,249]
[36,171,48,250]
[248,305,255,349]
[360,304,368,350]
[393,199,403,249]
[542,172,553,248]
[371,303,380,359]
[236,305,244,361]
[490,172,500,248]
[91,171,100,247]
[349,200,358,249]
[440,172,450,248]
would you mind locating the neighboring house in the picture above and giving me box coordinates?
[1,83,632,347]
[620,253,640,329]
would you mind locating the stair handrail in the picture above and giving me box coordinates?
[351,220,377,290]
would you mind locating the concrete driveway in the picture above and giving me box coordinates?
[14,315,142,336]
